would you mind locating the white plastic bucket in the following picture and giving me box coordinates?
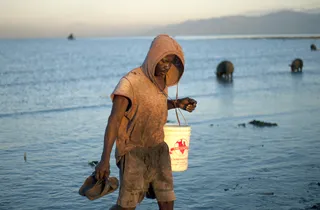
[164,124,191,172]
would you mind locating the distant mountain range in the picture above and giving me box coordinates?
[142,10,320,36]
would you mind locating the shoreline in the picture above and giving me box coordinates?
[1,34,320,40]
[173,34,320,40]
[248,36,320,40]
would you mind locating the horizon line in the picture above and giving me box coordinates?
[1,34,320,41]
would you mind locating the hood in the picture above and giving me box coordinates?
[141,34,185,87]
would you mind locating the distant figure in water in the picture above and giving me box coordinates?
[289,58,303,72]
[67,33,75,40]
[216,60,234,80]
[310,44,317,51]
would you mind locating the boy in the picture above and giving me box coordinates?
[95,34,197,210]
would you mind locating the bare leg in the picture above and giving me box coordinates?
[109,204,135,210]
[158,201,174,210]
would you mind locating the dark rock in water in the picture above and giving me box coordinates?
[88,161,98,167]
[209,124,219,127]
[258,192,274,196]
[249,120,278,127]
[232,184,239,190]
[238,123,246,127]
[306,203,320,210]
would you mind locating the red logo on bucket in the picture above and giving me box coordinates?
[169,139,189,155]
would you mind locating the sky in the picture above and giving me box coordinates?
[0,0,320,38]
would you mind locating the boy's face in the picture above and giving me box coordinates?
[155,54,176,78]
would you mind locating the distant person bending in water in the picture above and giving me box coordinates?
[94,34,197,210]
[216,60,234,80]
[289,58,303,72]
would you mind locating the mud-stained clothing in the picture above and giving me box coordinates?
[116,142,175,208]
[110,34,185,207]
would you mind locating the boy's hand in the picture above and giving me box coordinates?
[95,160,110,180]
[178,97,197,112]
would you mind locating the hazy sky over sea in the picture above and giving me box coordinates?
[0,0,320,38]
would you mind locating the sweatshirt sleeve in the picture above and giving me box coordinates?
[110,77,133,104]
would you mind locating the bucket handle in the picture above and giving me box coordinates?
[174,83,187,126]
[154,79,188,126]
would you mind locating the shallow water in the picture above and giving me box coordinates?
[0,37,320,210]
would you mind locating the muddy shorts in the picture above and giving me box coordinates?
[116,142,176,208]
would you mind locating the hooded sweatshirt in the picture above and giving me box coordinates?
[111,34,185,163]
